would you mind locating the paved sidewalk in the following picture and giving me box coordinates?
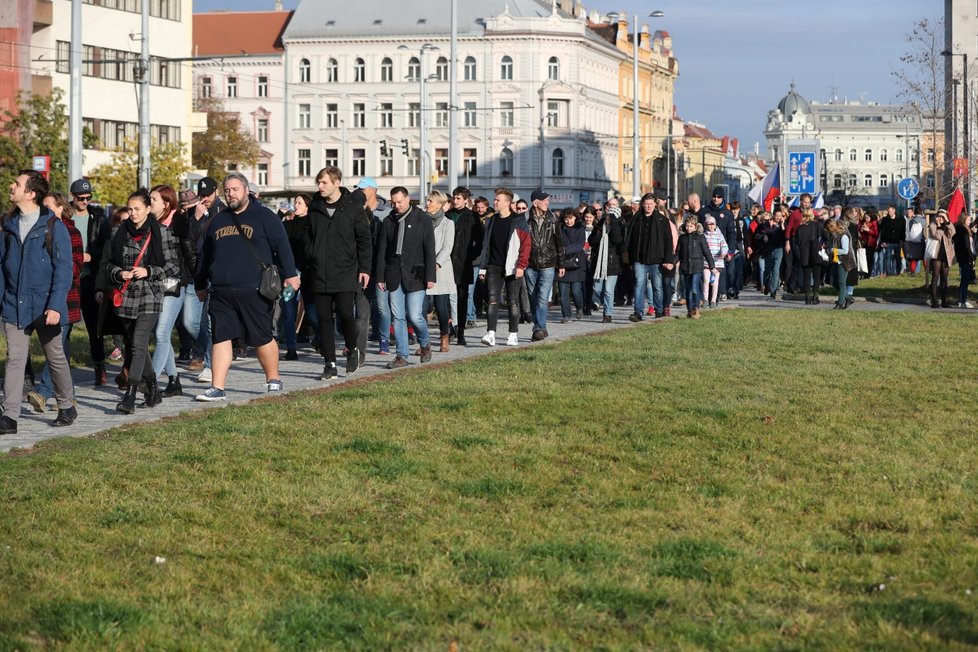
[2,286,970,453]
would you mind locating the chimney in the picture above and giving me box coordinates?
[274,0,283,9]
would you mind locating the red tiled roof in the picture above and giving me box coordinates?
[684,123,717,140]
[193,11,293,56]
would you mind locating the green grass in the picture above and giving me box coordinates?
[2,309,978,649]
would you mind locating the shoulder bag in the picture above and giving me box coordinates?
[228,212,282,301]
[111,233,152,308]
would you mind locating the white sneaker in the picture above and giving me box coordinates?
[196,368,212,383]
[481,331,496,347]
[964,301,975,309]
[506,332,519,346]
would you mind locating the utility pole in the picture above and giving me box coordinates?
[68,0,83,183]
[448,0,458,192]
[137,0,150,188]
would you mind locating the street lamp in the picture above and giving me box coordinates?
[663,134,684,207]
[400,43,439,198]
[942,48,970,208]
[632,10,665,199]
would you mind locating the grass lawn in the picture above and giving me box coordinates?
[1,309,977,649]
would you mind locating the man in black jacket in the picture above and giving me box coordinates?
[303,166,372,380]
[627,191,673,321]
[698,187,737,300]
[878,204,904,276]
[448,186,483,345]
[524,189,564,340]
[376,186,436,368]
[69,178,111,385]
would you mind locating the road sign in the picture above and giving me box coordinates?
[579,191,590,204]
[897,177,919,200]
[32,155,50,180]
[787,152,815,194]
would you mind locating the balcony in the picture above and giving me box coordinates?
[34,0,53,30]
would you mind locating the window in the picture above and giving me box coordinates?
[257,163,268,186]
[926,174,935,188]
[324,148,338,168]
[547,56,559,81]
[381,57,393,82]
[298,103,311,129]
[435,57,448,81]
[896,148,904,162]
[227,76,237,98]
[354,58,365,82]
[409,102,420,128]
[879,175,888,188]
[380,147,393,176]
[435,148,448,175]
[864,174,873,187]
[551,148,564,176]
[500,55,513,80]
[257,76,268,97]
[464,101,477,127]
[326,58,338,82]
[833,148,842,162]
[912,148,919,162]
[257,118,268,143]
[151,57,180,88]
[833,173,842,189]
[227,163,238,172]
[864,148,872,162]
[353,103,365,128]
[352,148,366,176]
[299,58,310,83]
[500,147,514,176]
[848,174,857,188]
[380,103,393,128]
[546,100,559,127]
[407,57,420,81]
[407,148,420,176]
[463,148,477,176]
[849,148,857,162]
[500,101,514,127]
[201,76,212,98]
[151,124,180,145]
[880,148,888,162]
[927,148,935,162]
[325,103,338,128]
[429,102,445,127]
[464,56,476,81]
[298,148,311,177]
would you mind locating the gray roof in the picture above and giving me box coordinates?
[283,0,573,40]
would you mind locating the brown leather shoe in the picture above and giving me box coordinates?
[419,345,432,363]
[115,367,129,390]
[186,358,205,372]
[439,334,450,353]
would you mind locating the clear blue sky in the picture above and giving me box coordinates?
[195,0,936,155]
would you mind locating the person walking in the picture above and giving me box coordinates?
[589,202,624,323]
[676,215,715,318]
[953,211,977,308]
[447,186,483,346]
[477,188,530,346]
[425,190,455,352]
[69,178,111,386]
[927,209,956,308]
[824,218,855,310]
[523,189,564,341]
[557,208,586,322]
[627,190,672,321]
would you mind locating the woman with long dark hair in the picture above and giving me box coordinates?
[106,189,179,413]
[281,193,319,359]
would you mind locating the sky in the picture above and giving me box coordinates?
[194,0,937,155]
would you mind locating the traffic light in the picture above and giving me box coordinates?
[380,139,390,157]
[401,138,409,156]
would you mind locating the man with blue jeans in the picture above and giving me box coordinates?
[524,189,564,341]
[628,191,672,321]
[376,186,436,369]
[878,204,904,277]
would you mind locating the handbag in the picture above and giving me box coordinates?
[162,277,181,297]
[925,237,941,260]
[228,212,282,301]
[560,253,580,271]
[856,248,868,274]
[112,233,153,308]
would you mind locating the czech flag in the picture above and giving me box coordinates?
[748,162,780,212]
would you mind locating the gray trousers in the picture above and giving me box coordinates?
[3,321,74,419]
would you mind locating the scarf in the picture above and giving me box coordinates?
[112,216,165,270]
[430,208,445,230]
[394,211,407,256]
[594,218,610,280]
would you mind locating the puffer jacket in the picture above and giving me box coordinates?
[676,226,715,273]
[526,210,564,269]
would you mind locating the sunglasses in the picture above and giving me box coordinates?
[75,196,92,202]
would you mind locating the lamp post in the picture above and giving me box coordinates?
[400,43,439,198]
[663,134,684,208]
[632,10,664,199]
[943,48,970,208]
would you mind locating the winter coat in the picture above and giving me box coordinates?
[879,215,904,245]
[527,210,565,270]
[303,188,373,293]
[559,222,587,284]
[754,221,785,257]
[952,223,976,268]
[588,214,624,277]
[826,228,856,272]
[448,207,483,286]
[161,210,197,287]
[376,205,437,293]
[107,219,180,319]
[61,216,83,324]
[427,211,456,296]
[676,228,715,273]
[794,220,825,267]
[0,207,72,329]
[927,221,956,266]
[703,227,729,269]
[627,209,672,265]
[478,213,531,276]
[858,219,879,249]
[699,202,737,251]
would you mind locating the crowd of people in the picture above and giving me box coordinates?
[1,166,970,435]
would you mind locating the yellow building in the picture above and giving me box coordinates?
[682,122,727,199]
[591,17,678,198]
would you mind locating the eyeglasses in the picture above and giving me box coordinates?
[75,196,92,202]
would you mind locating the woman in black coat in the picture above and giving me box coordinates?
[793,208,825,304]
[557,208,586,322]
[953,212,977,308]
[589,207,624,322]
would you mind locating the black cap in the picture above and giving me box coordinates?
[197,177,218,198]
[70,178,93,195]
[711,186,725,199]
[530,189,550,202]
[653,188,668,201]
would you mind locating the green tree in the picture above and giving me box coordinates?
[192,98,259,180]
[89,139,193,208]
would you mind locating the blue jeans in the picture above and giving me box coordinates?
[373,283,391,345]
[524,266,556,333]
[960,264,974,304]
[765,248,784,295]
[37,324,74,400]
[659,265,674,312]
[592,276,618,316]
[389,286,429,358]
[196,294,212,369]
[152,285,205,377]
[283,287,320,350]
[756,255,767,289]
[633,262,665,315]
[682,273,702,311]
[558,281,583,317]
[467,265,479,321]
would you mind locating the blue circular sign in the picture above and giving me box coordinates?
[897,177,919,200]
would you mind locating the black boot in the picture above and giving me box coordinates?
[116,383,138,414]
[161,374,183,398]
[456,326,467,346]
[139,375,162,408]
[804,293,812,305]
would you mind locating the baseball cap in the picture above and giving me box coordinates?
[178,189,200,208]
[630,196,641,204]
[653,189,668,201]
[530,189,550,202]
[197,177,218,198]
[356,177,379,190]
[70,178,93,196]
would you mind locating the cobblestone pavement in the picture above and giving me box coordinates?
[1,286,969,453]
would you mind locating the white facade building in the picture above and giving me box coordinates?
[31,0,197,175]
[279,0,622,204]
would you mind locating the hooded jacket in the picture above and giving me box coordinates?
[303,187,373,293]
[1,206,72,329]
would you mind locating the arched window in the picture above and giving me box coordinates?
[547,56,559,81]
[880,148,888,162]
[833,173,842,189]
[464,56,476,81]
[299,58,310,83]
[849,148,857,162]
[833,149,842,162]
[500,147,514,176]
[407,57,420,81]
[864,148,873,162]
[380,57,393,82]
[864,174,873,187]
[551,148,564,176]
[354,58,365,82]
[500,55,513,80]
[326,58,338,82]
[879,175,889,188]
[896,148,904,162]
[848,174,857,187]
[435,56,448,81]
